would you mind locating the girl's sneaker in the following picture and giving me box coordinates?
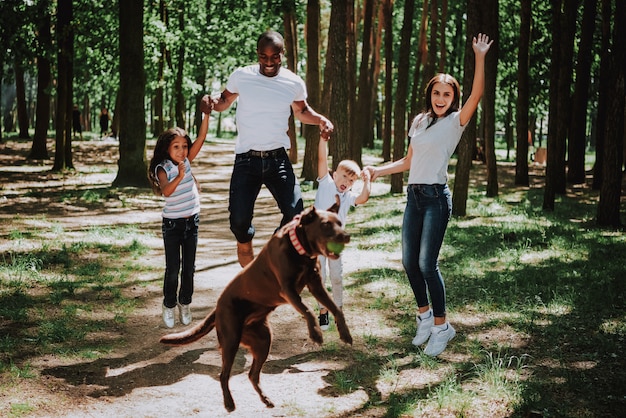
[424,322,456,356]
[162,304,175,328]
[178,303,192,325]
[412,309,434,346]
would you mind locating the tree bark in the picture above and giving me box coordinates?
[515,0,531,186]
[597,0,625,227]
[282,0,298,163]
[53,0,73,172]
[410,0,429,118]
[382,0,393,162]
[29,5,52,160]
[113,0,148,187]
[592,0,612,190]
[563,0,593,185]
[354,0,375,166]
[302,0,322,181]
[14,61,30,139]
[390,0,415,193]
[326,0,350,169]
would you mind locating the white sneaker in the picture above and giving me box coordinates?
[178,303,192,325]
[162,304,175,328]
[424,322,456,356]
[412,309,434,346]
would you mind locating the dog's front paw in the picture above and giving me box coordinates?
[309,326,324,345]
[339,331,353,345]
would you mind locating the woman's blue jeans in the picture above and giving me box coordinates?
[228,149,303,243]
[402,184,452,318]
[162,214,199,308]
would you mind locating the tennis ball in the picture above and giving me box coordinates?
[326,241,345,255]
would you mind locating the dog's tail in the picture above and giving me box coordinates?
[159,310,216,346]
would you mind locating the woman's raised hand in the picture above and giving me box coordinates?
[472,33,493,57]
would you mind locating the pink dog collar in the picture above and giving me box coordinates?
[288,215,307,256]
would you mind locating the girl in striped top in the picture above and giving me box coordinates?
[148,110,210,328]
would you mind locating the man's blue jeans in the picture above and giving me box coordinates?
[162,214,198,308]
[228,149,304,243]
[401,184,452,318]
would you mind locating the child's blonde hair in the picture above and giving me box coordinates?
[336,160,361,178]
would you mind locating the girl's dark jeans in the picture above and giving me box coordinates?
[401,184,452,318]
[162,213,199,308]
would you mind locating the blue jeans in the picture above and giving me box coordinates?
[162,214,199,308]
[228,148,303,243]
[402,184,452,318]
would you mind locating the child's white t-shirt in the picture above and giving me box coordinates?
[314,174,357,223]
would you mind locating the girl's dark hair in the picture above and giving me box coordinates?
[147,127,191,195]
[422,73,461,126]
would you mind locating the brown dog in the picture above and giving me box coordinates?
[160,201,352,412]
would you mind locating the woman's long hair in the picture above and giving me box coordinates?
[147,127,191,195]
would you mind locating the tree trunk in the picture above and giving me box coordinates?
[543,0,563,211]
[302,0,321,181]
[346,0,357,160]
[592,0,612,190]
[14,61,30,139]
[453,0,477,215]
[567,0,596,185]
[515,0,530,186]
[282,0,298,163]
[29,5,52,160]
[597,0,625,227]
[482,0,499,198]
[113,0,148,188]
[382,0,393,162]
[154,0,167,136]
[53,0,73,172]
[410,0,429,118]
[174,2,186,129]
[390,0,415,193]
[326,0,350,169]
[354,0,375,167]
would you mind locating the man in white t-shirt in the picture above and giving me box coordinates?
[207,30,334,267]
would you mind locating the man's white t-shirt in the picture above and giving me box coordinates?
[226,65,307,154]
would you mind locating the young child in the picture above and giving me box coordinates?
[315,135,371,330]
[148,109,210,328]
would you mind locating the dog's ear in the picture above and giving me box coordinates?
[326,195,341,214]
[300,205,319,225]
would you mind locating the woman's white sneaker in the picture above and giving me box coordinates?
[412,309,434,346]
[424,322,456,356]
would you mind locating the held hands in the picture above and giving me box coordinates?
[200,94,215,114]
[363,166,379,182]
[319,116,334,140]
[472,33,493,58]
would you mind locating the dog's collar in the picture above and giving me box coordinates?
[288,215,308,256]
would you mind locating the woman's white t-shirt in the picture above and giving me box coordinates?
[407,111,467,185]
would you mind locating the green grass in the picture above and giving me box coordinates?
[0,151,624,416]
[0,223,155,366]
[329,177,626,417]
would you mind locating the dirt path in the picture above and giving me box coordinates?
[1,138,394,418]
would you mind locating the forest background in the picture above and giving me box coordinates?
[0,0,624,227]
[0,1,625,417]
